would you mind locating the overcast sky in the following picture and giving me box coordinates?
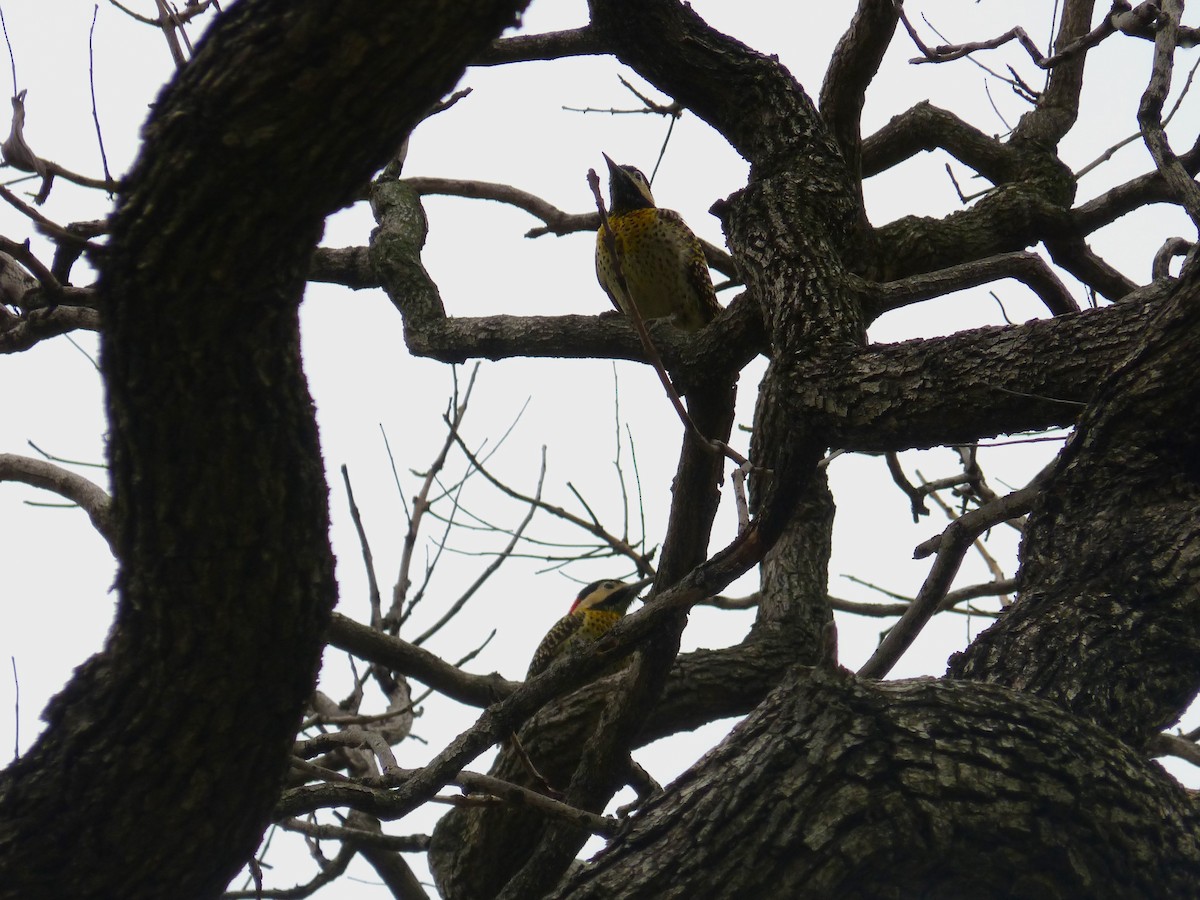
[1,1,1196,895]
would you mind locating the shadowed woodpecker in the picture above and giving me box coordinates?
[526,578,652,679]
[595,154,721,332]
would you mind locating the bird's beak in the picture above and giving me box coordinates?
[602,152,619,175]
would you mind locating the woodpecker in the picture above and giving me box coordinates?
[595,154,721,332]
[526,578,651,679]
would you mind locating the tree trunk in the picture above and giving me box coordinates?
[0,2,525,897]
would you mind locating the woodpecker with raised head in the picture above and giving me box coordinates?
[526,578,651,679]
[595,154,721,332]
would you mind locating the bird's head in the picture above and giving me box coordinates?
[569,576,653,614]
[603,153,655,213]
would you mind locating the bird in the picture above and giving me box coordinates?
[526,577,652,679]
[594,154,721,332]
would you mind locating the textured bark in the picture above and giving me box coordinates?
[752,471,835,655]
[427,635,800,900]
[547,667,1200,900]
[786,285,1170,453]
[10,2,1200,898]
[950,269,1200,749]
[0,1,525,897]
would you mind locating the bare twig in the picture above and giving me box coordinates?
[403,175,737,278]
[410,450,546,646]
[223,844,356,899]
[341,465,383,629]
[0,184,102,246]
[386,365,480,630]
[886,451,927,521]
[1138,0,1200,230]
[88,7,112,186]
[1076,53,1200,180]
[0,8,16,98]
[900,0,1147,71]
[858,468,1049,679]
[450,432,654,575]
[152,0,187,67]
[830,577,1016,619]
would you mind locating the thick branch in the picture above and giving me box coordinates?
[785,292,1165,453]
[819,0,899,179]
[309,245,378,289]
[950,268,1200,749]
[0,2,529,897]
[861,101,1021,183]
[548,667,1200,898]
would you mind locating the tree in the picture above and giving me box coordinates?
[1,0,1200,897]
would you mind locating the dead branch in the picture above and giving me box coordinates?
[858,467,1050,679]
[1137,0,1200,231]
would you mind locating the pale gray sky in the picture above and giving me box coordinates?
[1,2,1195,895]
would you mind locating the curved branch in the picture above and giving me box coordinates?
[785,286,1169,453]
[861,101,1020,183]
[858,250,1079,320]
[818,0,899,177]
[0,454,115,554]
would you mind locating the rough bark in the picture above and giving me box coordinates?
[0,1,525,897]
[546,666,1200,900]
[8,2,1200,898]
[950,268,1200,750]
[546,260,1200,897]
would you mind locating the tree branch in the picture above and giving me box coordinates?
[857,250,1079,320]
[0,454,115,553]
